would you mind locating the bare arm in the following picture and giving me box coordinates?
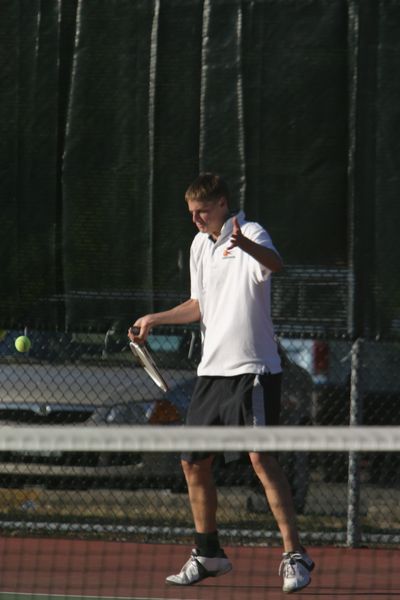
[228,216,283,272]
[128,298,201,343]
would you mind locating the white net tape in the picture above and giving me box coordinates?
[0,425,399,452]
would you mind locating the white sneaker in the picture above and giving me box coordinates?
[279,549,314,593]
[166,548,232,586]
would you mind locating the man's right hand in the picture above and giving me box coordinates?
[128,315,154,344]
[128,298,200,345]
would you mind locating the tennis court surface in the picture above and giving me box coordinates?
[0,425,399,600]
[0,536,399,600]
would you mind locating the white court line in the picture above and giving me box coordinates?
[0,593,179,600]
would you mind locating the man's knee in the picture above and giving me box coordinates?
[181,456,213,482]
[249,452,280,475]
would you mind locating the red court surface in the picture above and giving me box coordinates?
[0,536,399,600]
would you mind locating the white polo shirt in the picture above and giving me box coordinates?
[190,211,282,376]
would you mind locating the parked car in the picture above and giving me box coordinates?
[279,336,400,483]
[272,264,400,483]
[0,327,313,511]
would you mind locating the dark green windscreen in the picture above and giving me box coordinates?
[1,1,399,338]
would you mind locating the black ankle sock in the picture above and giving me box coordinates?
[195,531,221,558]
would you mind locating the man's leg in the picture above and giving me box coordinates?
[165,456,232,586]
[249,451,299,551]
[182,456,224,557]
[249,451,314,593]
[181,456,217,533]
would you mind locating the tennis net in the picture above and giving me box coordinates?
[0,425,399,600]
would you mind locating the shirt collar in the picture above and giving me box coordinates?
[207,210,245,244]
[219,209,245,241]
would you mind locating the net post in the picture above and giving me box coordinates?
[347,337,364,547]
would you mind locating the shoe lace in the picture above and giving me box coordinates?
[178,550,198,572]
[279,552,303,577]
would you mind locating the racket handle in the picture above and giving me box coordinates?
[129,326,141,336]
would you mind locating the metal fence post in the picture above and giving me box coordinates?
[347,337,364,547]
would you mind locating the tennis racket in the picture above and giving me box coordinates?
[128,327,169,393]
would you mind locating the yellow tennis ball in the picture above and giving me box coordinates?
[15,335,31,353]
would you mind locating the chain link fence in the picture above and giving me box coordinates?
[0,285,399,547]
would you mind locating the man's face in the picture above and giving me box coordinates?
[187,197,229,239]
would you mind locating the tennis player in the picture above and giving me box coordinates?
[128,172,314,593]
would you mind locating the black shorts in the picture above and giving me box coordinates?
[182,372,282,463]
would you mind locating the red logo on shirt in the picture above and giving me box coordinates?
[222,247,235,259]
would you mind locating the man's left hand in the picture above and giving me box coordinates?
[227,216,247,250]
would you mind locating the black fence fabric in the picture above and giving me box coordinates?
[1,0,399,338]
